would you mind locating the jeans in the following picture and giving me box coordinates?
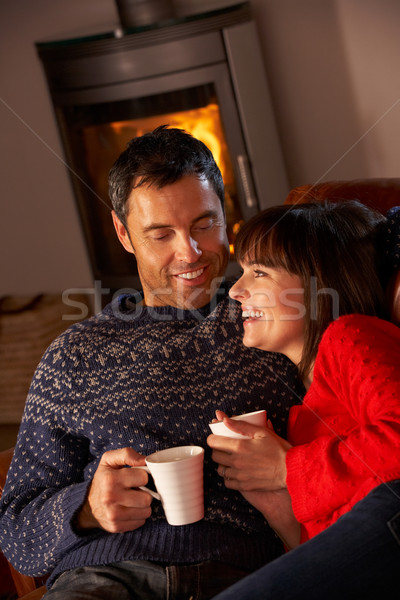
[212,480,400,599]
[43,559,252,600]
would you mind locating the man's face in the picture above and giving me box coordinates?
[112,175,229,309]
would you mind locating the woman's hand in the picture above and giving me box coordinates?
[207,414,291,492]
[241,488,301,549]
[207,412,300,548]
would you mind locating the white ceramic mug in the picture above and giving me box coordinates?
[209,409,267,439]
[136,445,204,526]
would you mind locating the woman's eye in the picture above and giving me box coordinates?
[254,269,267,278]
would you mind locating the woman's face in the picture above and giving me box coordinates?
[229,262,306,366]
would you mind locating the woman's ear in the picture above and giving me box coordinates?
[112,211,135,254]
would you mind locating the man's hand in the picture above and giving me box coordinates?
[76,447,153,533]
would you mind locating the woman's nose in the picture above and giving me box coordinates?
[229,278,249,301]
[175,234,202,263]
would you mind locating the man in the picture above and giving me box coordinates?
[0,126,303,599]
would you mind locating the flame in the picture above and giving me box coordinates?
[170,105,226,179]
[83,100,244,254]
[109,103,230,181]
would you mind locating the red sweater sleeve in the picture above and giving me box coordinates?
[286,314,400,538]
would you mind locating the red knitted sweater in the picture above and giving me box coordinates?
[286,313,400,542]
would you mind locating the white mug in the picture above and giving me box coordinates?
[137,445,204,526]
[209,409,267,439]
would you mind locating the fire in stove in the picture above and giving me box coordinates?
[81,100,244,255]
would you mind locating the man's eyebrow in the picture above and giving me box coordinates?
[141,211,219,234]
[193,210,220,223]
[141,223,171,234]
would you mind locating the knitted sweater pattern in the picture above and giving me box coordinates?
[286,313,400,541]
[0,287,303,586]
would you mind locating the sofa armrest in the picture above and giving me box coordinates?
[0,447,47,598]
[0,446,14,495]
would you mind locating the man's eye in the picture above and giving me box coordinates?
[254,269,267,278]
[152,232,171,241]
[193,219,213,231]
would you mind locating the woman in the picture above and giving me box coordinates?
[208,202,400,598]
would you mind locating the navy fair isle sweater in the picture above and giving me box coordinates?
[0,285,304,588]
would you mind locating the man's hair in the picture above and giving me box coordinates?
[108,125,225,224]
[234,201,388,380]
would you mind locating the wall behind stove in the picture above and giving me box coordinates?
[1,0,399,295]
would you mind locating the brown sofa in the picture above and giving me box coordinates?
[284,178,400,324]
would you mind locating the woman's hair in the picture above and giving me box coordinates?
[234,201,387,380]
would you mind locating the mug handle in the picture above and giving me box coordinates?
[134,465,161,500]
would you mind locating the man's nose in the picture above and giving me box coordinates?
[175,234,202,263]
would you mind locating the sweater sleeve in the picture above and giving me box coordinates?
[0,333,96,577]
[286,314,400,528]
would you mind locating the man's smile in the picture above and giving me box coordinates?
[175,267,206,280]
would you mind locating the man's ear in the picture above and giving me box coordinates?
[112,211,135,254]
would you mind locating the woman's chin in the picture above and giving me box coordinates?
[242,336,260,350]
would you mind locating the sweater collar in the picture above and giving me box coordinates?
[104,280,231,322]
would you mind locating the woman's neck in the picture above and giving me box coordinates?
[302,363,314,391]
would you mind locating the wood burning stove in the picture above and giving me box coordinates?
[36,2,288,292]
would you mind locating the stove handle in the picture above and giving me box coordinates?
[237,155,257,208]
